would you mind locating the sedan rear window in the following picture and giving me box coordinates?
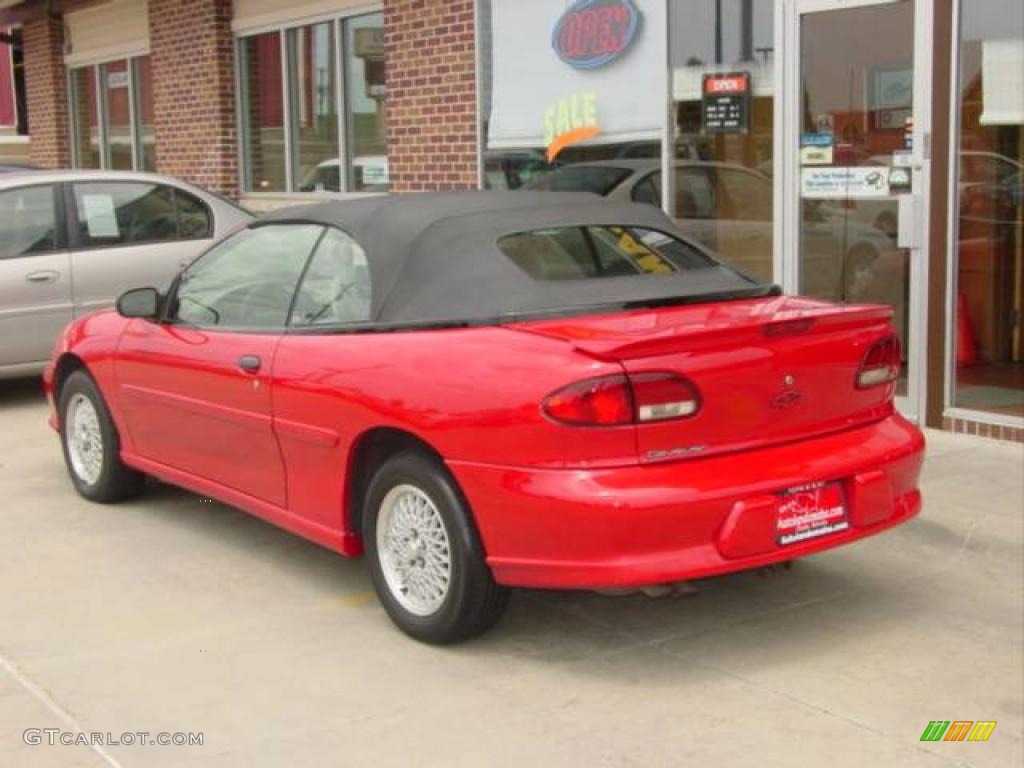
[498,226,714,281]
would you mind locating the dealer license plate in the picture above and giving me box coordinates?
[777,481,848,546]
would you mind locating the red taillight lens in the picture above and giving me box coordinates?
[857,335,902,388]
[542,375,634,426]
[543,372,700,426]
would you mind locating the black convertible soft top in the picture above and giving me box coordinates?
[259,192,776,327]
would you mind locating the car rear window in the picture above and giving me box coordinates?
[497,226,715,280]
[525,165,631,196]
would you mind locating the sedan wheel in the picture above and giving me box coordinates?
[364,451,509,644]
[59,370,145,503]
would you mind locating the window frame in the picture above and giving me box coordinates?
[235,8,385,196]
[67,53,152,172]
[66,180,214,251]
[0,182,68,260]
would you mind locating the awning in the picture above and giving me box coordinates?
[980,38,1024,126]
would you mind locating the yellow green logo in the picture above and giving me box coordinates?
[920,721,996,742]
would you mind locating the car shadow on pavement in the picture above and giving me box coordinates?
[0,377,46,408]
[130,477,928,680]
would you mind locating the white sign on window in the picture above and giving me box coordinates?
[801,167,891,199]
[81,194,120,237]
[107,71,130,89]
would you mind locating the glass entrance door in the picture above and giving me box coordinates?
[786,0,929,419]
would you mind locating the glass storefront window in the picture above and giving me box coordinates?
[69,56,153,172]
[134,56,155,172]
[289,23,339,192]
[238,12,388,194]
[103,59,132,170]
[478,1,774,282]
[952,0,1024,418]
[70,67,101,169]
[797,3,915,397]
[669,0,775,282]
[240,31,286,192]
[345,13,388,192]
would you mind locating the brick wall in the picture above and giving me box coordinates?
[149,0,237,198]
[384,0,479,192]
[942,417,1024,443]
[23,15,69,168]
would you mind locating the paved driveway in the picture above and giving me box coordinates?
[1,378,1021,768]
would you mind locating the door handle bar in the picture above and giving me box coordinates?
[238,355,262,374]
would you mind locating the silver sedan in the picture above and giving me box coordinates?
[0,170,252,379]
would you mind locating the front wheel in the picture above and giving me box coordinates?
[59,370,145,503]
[363,452,509,644]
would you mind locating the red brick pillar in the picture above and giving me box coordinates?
[23,15,70,169]
[384,0,479,192]
[149,0,238,198]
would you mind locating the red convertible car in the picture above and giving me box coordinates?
[44,192,924,643]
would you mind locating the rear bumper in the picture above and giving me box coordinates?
[448,414,925,589]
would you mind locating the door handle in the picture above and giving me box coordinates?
[238,355,262,374]
[26,270,59,283]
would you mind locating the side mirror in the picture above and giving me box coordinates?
[116,287,161,319]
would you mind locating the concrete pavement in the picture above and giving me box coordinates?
[1,377,1022,767]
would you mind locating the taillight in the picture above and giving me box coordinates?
[856,335,901,389]
[630,372,701,422]
[542,375,633,426]
[543,372,700,426]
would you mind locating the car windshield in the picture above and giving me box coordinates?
[498,225,715,281]
[525,165,631,196]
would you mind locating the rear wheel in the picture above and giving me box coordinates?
[363,451,509,644]
[59,370,145,503]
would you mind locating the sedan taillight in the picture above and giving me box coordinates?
[543,372,701,427]
[856,335,902,389]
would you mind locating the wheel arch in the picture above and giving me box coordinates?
[344,426,446,548]
[51,353,88,419]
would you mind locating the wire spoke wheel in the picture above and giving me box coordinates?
[66,393,104,486]
[376,484,452,616]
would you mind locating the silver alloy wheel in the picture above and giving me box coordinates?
[376,484,452,616]
[66,393,104,486]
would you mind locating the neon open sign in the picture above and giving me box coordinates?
[552,0,641,70]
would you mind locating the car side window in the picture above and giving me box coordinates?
[714,169,772,222]
[170,224,324,329]
[73,182,180,247]
[674,168,717,220]
[175,188,213,239]
[0,185,58,258]
[290,228,372,326]
[631,175,661,207]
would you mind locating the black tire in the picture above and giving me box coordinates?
[58,370,145,503]
[363,451,509,644]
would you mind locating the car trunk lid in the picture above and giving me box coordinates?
[508,296,898,463]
